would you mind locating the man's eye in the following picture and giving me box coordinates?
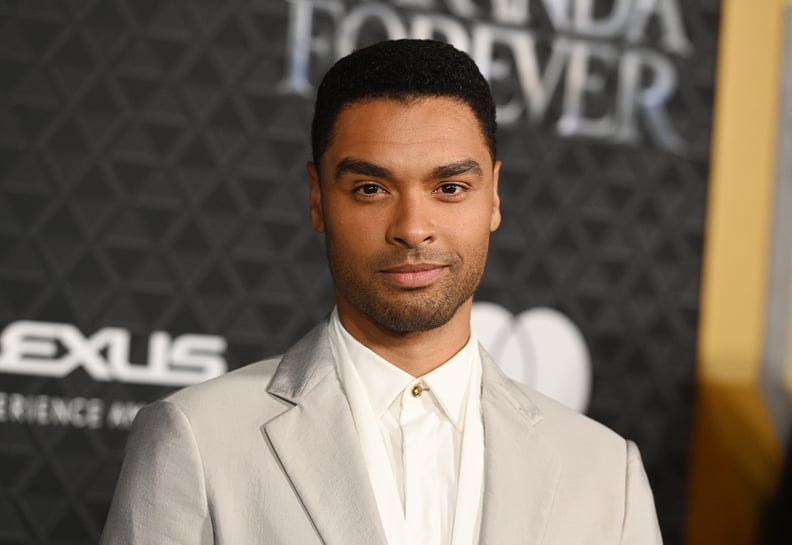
[355,184,382,195]
[438,183,463,195]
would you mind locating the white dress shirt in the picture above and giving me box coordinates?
[329,309,484,545]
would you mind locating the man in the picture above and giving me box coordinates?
[100,39,662,545]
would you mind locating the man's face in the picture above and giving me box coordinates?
[308,97,501,335]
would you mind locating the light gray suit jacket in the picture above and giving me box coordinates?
[100,320,663,545]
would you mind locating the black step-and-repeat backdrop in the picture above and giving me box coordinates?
[0,1,717,544]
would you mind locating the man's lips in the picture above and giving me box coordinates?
[380,263,447,288]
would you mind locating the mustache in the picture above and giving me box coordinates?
[371,249,461,270]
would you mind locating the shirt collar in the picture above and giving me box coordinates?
[421,336,478,430]
[330,308,479,430]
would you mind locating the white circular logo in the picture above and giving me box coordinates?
[471,302,592,413]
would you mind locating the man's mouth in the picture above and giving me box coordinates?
[380,263,447,288]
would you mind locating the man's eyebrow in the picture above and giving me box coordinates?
[335,158,392,181]
[430,160,483,179]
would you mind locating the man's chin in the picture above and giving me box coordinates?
[362,301,463,334]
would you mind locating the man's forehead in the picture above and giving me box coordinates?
[324,97,491,156]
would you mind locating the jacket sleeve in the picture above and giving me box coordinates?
[620,440,663,545]
[99,401,214,545]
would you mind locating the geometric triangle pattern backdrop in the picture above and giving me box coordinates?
[0,1,718,543]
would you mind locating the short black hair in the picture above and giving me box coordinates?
[311,39,496,165]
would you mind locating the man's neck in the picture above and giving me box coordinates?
[336,302,473,377]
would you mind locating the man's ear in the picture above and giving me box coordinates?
[307,161,325,233]
[490,160,502,232]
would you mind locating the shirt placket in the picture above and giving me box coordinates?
[401,381,443,545]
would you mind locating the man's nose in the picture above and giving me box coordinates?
[386,192,435,248]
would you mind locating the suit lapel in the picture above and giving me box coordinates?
[264,323,388,545]
[478,352,562,545]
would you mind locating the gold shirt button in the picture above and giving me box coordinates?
[411,384,423,398]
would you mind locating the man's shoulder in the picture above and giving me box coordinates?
[496,371,628,455]
[151,319,333,423]
[159,356,287,419]
[491,376,661,544]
